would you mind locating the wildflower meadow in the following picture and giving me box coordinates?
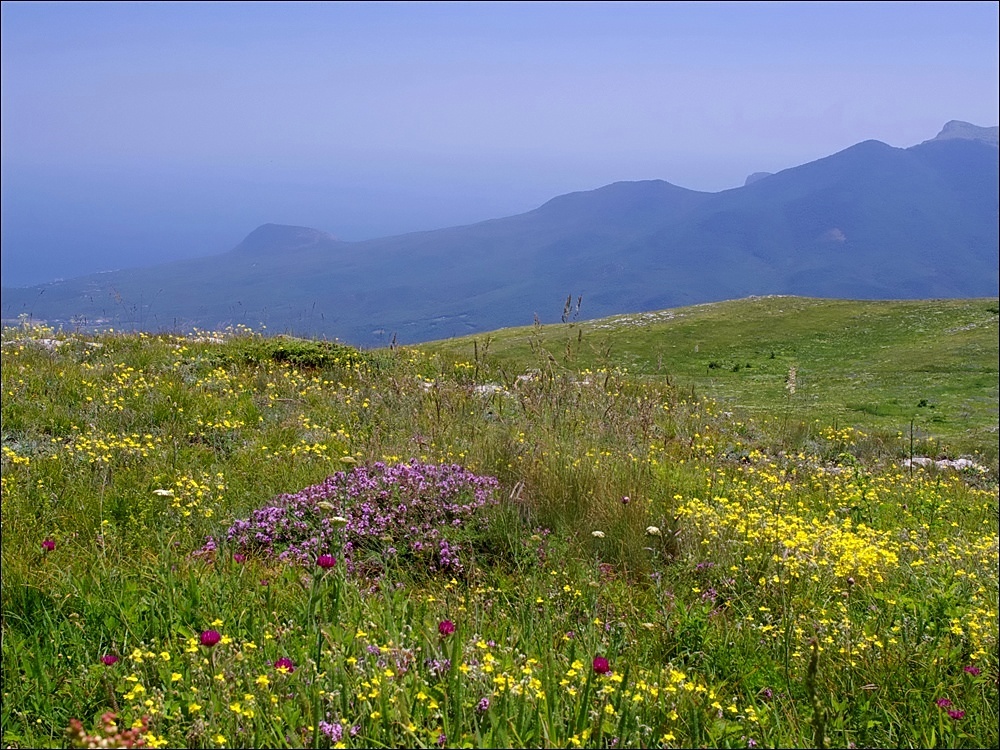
[1,309,997,748]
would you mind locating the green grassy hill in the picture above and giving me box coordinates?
[420,296,1000,459]
[2,299,997,749]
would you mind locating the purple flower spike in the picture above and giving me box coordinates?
[593,656,610,674]
[438,619,456,636]
[101,654,119,666]
[319,721,342,741]
[42,538,55,552]
[317,554,336,569]
[200,630,221,647]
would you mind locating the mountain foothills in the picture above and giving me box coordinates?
[2,122,997,347]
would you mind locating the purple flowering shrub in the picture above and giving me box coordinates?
[222,461,499,578]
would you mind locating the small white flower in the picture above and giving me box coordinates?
[153,489,174,497]
[591,530,605,539]
[645,526,662,536]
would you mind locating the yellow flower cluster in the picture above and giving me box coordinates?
[81,362,157,412]
[60,431,162,464]
[159,472,227,519]
[1,445,31,467]
[677,493,899,583]
[193,414,247,431]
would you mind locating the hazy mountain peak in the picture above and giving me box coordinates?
[925,120,999,147]
[234,223,340,255]
[744,172,773,186]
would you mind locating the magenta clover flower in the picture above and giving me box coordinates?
[41,538,55,552]
[964,665,981,676]
[593,656,611,674]
[948,710,966,720]
[232,553,246,564]
[274,657,296,673]
[200,630,221,647]
[101,654,119,666]
[316,554,336,569]
[935,698,953,708]
[438,620,456,636]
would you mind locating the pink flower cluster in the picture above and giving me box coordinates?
[935,697,966,720]
[274,657,296,673]
[220,461,499,578]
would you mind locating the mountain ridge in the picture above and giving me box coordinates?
[3,123,997,346]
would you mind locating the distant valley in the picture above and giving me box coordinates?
[2,121,997,347]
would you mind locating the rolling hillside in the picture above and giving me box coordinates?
[419,296,1000,458]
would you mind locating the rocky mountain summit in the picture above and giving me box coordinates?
[925,120,999,147]
[743,171,773,186]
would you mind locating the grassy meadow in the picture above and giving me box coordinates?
[425,296,1000,460]
[1,296,998,749]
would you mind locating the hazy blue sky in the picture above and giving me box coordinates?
[2,1,998,286]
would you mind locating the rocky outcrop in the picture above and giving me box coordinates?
[924,120,999,147]
[744,171,773,186]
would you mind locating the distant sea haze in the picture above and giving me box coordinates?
[1,122,997,347]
